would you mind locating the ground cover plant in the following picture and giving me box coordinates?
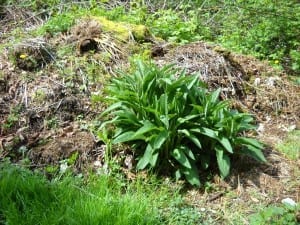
[249,203,300,225]
[100,60,266,186]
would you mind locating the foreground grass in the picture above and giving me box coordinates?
[276,130,300,160]
[0,162,176,225]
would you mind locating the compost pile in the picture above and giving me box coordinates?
[0,18,137,170]
[0,9,299,177]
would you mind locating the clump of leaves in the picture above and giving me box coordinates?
[249,203,300,225]
[100,61,266,186]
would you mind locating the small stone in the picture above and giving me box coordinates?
[254,78,261,86]
[60,162,68,173]
[94,160,101,167]
[281,198,297,206]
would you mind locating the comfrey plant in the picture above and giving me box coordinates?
[99,61,266,186]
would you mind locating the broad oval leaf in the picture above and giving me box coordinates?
[137,144,153,169]
[239,145,267,163]
[181,164,201,187]
[215,146,231,179]
[235,137,264,150]
[171,148,192,169]
[112,131,137,144]
[178,129,202,149]
[153,130,169,150]
[219,136,233,153]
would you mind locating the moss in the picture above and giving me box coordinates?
[91,16,152,42]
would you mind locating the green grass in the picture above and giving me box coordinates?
[0,162,159,225]
[276,130,300,160]
[0,162,204,225]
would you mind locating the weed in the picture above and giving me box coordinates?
[249,203,300,225]
[34,11,78,35]
[45,117,58,129]
[1,105,22,130]
[145,9,201,43]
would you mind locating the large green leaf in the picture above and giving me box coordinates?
[192,128,232,153]
[187,75,199,90]
[216,146,231,179]
[181,146,196,161]
[177,115,199,125]
[153,130,169,150]
[192,127,218,140]
[240,145,267,163]
[219,136,233,153]
[191,104,205,114]
[235,137,264,150]
[134,120,157,136]
[112,131,141,144]
[181,164,201,187]
[137,144,153,169]
[158,94,168,115]
[114,110,139,124]
[159,115,169,129]
[178,129,202,149]
[100,102,123,116]
[171,148,192,169]
[149,149,159,167]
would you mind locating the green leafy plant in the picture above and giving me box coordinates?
[1,105,22,130]
[34,11,77,35]
[146,9,201,43]
[99,61,266,186]
[249,203,300,225]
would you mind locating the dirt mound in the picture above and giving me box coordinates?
[0,16,157,170]
[0,6,43,44]
[14,38,55,71]
[28,127,98,171]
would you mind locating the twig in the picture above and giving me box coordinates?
[207,192,225,202]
